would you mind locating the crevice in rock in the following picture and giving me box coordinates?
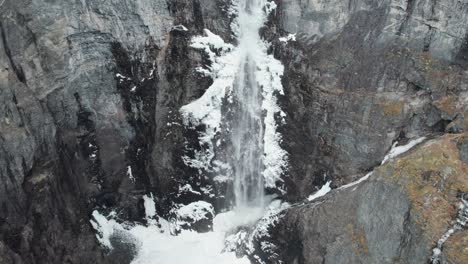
[397,0,417,36]
[110,41,157,192]
[0,21,26,84]
[431,119,452,133]
[454,33,468,69]
[423,26,435,52]
[397,209,413,260]
[73,92,103,192]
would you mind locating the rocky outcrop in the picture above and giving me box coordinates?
[265,0,467,200]
[264,133,467,263]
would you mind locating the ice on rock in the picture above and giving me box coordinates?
[176,201,214,223]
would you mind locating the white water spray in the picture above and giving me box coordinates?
[230,0,268,211]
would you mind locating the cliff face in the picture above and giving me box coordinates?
[0,0,229,262]
[0,0,466,263]
[267,0,467,200]
[263,134,468,264]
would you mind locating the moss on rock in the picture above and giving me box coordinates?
[375,133,467,258]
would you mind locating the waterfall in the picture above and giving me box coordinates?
[92,1,288,263]
[230,0,267,210]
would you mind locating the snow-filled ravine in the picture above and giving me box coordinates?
[91,0,290,263]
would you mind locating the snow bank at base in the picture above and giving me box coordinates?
[223,200,290,259]
[90,198,292,264]
[129,220,250,264]
[91,207,251,264]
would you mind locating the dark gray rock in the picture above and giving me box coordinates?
[0,0,232,262]
[265,0,467,200]
[260,134,468,264]
[270,181,428,264]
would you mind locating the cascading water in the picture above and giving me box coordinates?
[230,0,267,210]
[91,1,288,263]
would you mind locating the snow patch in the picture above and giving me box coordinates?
[116,73,131,80]
[179,184,201,196]
[339,172,373,190]
[143,194,157,225]
[126,166,135,183]
[90,211,119,249]
[307,181,332,201]
[214,175,231,183]
[279,33,296,43]
[381,137,426,164]
[172,24,188,32]
[222,200,290,258]
[176,201,214,223]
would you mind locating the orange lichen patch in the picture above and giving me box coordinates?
[444,230,468,264]
[377,100,406,116]
[346,223,369,256]
[433,96,458,116]
[375,134,468,243]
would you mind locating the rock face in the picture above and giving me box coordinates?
[265,134,468,264]
[266,0,467,200]
[0,0,229,263]
[0,0,466,263]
